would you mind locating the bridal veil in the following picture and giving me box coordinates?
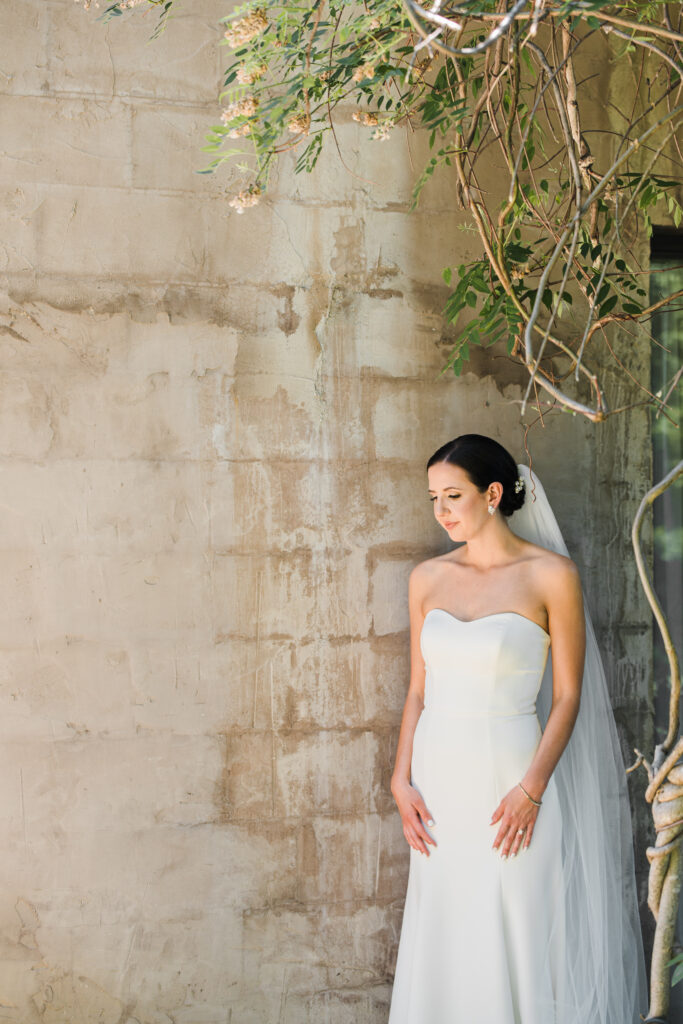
[512,462,649,1024]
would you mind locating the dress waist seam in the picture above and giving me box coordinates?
[422,709,538,719]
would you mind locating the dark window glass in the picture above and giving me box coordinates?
[649,232,682,1009]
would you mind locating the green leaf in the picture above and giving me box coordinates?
[506,243,533,263]
[598,294,618,317]
[442,266,452,286]
[596,283,610,305]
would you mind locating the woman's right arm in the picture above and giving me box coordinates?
[390,564,437,857]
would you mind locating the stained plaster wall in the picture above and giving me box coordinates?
[0,3,655,1021]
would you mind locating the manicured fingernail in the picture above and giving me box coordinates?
[502,853,508,860]
[427,819,434,826]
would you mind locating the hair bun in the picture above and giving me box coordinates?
[500,475,525,517]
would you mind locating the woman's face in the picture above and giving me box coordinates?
[427,460,493,539]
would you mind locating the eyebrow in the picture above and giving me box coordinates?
[427,486,463,494]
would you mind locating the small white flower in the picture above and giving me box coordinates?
[236,63,267,85]
[228,184,262,213]
[221,95,259,123]
[287,113,310,136]
[223,10,268,47]
[352,62,376,83]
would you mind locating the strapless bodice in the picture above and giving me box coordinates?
[419,608,551,719]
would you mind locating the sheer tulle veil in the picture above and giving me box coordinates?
[512,462,648,1024]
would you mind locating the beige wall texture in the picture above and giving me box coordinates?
[0,3,655,1022]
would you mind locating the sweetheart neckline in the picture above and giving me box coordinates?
[424,606,551,640]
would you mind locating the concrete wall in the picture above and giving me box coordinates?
[0,3,655,1021]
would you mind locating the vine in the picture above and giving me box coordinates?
[88,0,683,425]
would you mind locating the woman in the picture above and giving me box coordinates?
[387,434,648,1024]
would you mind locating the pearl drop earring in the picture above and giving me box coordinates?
[488,503,495,515]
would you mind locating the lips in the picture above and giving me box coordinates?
[443,522,458,528]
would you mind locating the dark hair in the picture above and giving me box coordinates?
[426,434,525,518]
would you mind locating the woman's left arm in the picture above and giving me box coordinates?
[490,556,586,857]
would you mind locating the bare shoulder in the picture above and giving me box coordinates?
[528,544,580,584]
[408,553,454,604]
[524,542,583,615]
[515,535,573,569]
[410,554,441,587]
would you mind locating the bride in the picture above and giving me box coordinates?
[387,434,648,1023]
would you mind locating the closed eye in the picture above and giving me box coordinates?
[429,495,459,501]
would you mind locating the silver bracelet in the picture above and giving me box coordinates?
[518,782,542,807]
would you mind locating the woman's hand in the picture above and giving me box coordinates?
[490,783,541,858]
[391,778,437,856]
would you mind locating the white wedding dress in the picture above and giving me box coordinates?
[388,607,567,1023]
